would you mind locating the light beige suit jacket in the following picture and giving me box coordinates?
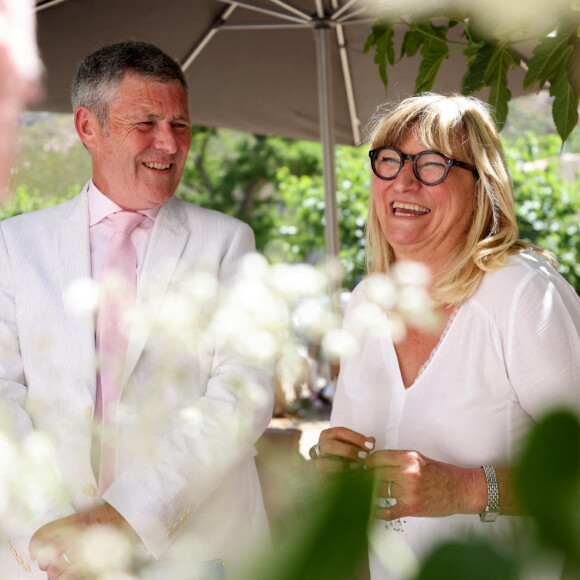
[0,188,273,578]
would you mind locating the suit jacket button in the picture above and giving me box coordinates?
[82,484,97,497]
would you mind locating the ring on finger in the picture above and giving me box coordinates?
[387,481,392,498]
[62,551,71,565]
[309,442,325,460]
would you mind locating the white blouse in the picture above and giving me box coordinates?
[331,251,580,579]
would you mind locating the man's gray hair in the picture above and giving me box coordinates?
[71,40,188,127]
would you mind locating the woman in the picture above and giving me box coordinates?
[311,94,580,578]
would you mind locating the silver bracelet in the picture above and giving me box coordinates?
[479,465,500,522]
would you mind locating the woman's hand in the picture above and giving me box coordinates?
[365,449,487,521]
[312,427,375,474]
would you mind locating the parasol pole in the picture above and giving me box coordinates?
[314,20,342,311]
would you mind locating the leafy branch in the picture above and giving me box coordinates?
[365,12,580,142]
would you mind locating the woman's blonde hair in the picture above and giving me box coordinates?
[365,93,553,307]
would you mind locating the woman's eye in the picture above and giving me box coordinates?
[379,156,399,164]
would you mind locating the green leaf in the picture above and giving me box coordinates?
[463,39,486,58]
[401,28,424,58]
[524,33,574,91]
[415,45,449,93]
[550,55,579,143]
[417,539,518,580]
[363,22,385,53]
[462,42,496,95]
[413,23,449,94]
[240,469,375,580]
[364,23,395,88]
[516,410,580,567]
[483,45,520,126]
[414,21,449,45]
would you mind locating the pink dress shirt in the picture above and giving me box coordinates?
[87,180,159,281]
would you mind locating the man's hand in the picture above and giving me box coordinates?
[29,503,140,579]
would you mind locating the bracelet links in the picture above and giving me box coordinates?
[479,465,500,522]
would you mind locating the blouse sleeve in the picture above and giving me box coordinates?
[506,263,580,420]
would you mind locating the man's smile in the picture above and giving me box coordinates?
[143,162,172,170]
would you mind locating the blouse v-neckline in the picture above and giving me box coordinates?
[393,307,459,390]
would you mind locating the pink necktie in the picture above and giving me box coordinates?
[96,210,144,494]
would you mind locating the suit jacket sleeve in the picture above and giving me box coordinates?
[0,224,76,576]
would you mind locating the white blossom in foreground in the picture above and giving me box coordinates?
[0,254,435,577]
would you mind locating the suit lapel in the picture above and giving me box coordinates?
[57,189,97,399]
[123,197,189,383]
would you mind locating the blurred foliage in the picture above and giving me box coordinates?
[0,184,68,221]
[417,539,519,580]
[178,126,369,289]
[242,467,374,580]
[505,132,580,289]
[364,1,580,141]
[516,410,580,573]
[9,112,91,201]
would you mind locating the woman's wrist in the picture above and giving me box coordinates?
[462,466,489,514]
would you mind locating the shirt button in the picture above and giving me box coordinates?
[82,484,97,497]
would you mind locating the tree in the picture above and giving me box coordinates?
[364,0,580,142]
[506,132,580,289]
[178,127,369,289]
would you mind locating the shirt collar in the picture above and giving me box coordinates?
[86,179,161,226]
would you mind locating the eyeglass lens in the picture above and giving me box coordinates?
[373,149,449,185]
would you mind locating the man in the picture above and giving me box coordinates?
[0,41,273,579]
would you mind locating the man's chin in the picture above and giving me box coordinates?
[141,183,177,204]
[117,189,175,211]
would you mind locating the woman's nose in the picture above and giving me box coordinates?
[394,160,421,190]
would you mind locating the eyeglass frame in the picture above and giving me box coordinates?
[369,146,479,186]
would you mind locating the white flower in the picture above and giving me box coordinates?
[64,277,100,315]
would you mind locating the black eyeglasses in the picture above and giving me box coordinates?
[369,146,479,186]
